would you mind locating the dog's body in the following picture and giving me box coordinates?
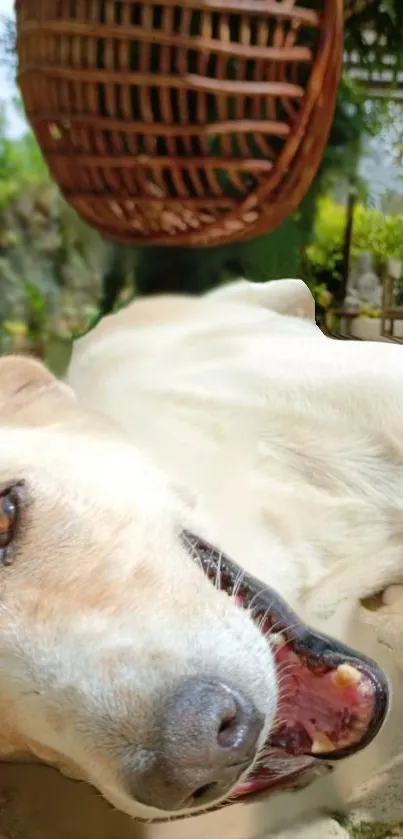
[1,279,403,838]
[68,280,403,619]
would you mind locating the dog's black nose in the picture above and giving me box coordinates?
[133,677,264,812]
[164,677,263,765]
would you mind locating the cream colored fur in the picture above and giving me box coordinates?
[68,279,403,615]
[1,278,403,838]
[67,279,403,834]
[0,355,276,823]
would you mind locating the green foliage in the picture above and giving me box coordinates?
[323,77,392,180]
[305,196,403,288]
[0,108,102,352]
[0,99,49,207]
[345,0,403,73]
[305,199,346,277]
[23,278,50,345]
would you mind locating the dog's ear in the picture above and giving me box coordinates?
[0,355,76,424]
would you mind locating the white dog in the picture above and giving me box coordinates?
[0,279,403,839]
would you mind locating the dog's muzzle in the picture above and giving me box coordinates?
[180,532,389,809]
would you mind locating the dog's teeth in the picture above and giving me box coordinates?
[311,732,336,754]
[270,632,287,649]
[333,664,361,688]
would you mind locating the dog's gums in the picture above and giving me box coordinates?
[183,532,390,806]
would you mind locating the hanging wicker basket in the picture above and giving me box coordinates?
[16,0,343,247]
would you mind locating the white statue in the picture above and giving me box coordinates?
[345,251,382,312]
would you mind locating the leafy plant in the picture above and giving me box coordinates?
[305,196,403,295]
[345,0,403,74]
[23,279,49,346]
[0,100,49,201]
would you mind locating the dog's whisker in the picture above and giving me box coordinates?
[231,567,247,600]
[181,532,204,573]
[248,588,276,611]
[214,550,224,591]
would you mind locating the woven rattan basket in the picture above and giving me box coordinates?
[16,0,343,247]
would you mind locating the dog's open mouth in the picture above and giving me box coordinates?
[183,532,389,805]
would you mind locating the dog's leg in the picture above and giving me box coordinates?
[300,545,403,622]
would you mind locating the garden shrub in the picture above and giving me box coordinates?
[305,197,403,296]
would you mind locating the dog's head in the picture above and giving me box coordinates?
[0,356,388,821]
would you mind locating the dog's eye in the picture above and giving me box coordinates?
[0,486,20,565]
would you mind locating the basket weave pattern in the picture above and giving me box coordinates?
[16,0,343,246]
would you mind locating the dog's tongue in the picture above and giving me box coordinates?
[183,533,390,803]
